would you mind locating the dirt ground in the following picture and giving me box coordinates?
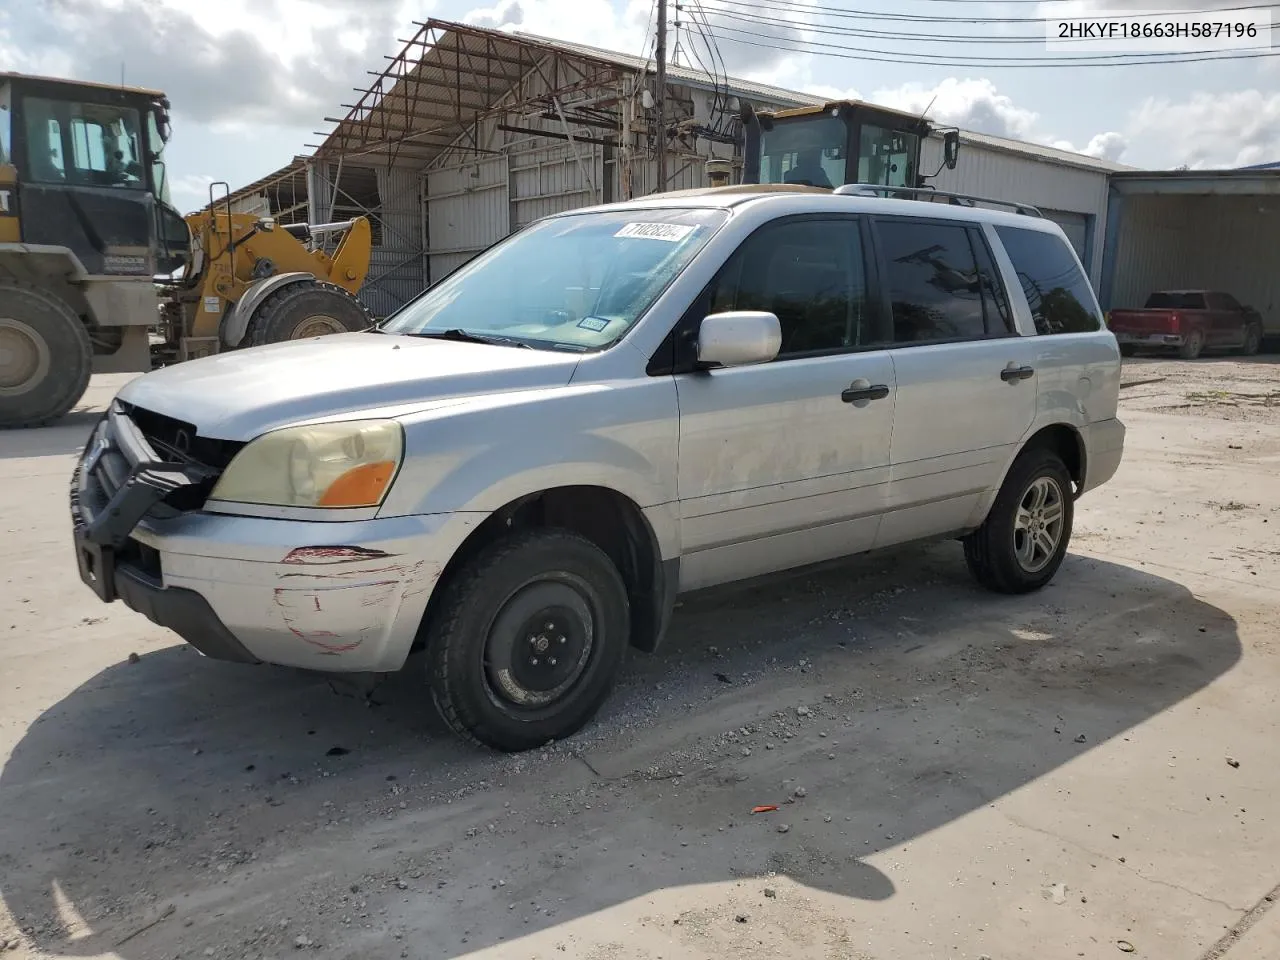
[1,356,1277,960]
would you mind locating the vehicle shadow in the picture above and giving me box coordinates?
[0,544,1241,957]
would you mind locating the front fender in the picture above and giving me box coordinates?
[220,272,313,348]
[377,379,681,556]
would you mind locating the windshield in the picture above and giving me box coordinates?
[23,97,145,189]
[758,114,846,188]
[380,208,726,351]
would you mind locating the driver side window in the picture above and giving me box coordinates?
[705,218,875,357]
[22,100,66,182]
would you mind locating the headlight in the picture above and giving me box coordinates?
[209,420,404,509]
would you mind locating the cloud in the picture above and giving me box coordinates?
[1128,90,1280,167]
[465,0,652,55]
[169,173,218,213]
[466,0,812,79]
[1051,131,1128,161]
[870,78,1040,141]
[6,0,413,130]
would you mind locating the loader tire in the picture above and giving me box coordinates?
[245,279,374,348]
[0,281,92,429]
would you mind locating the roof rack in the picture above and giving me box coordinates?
[832,183,1044,218]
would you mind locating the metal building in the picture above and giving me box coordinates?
[221,18,1123,317]
[1099,168,1280,333]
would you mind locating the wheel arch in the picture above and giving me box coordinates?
[1022,423,1086,494]
[218,272,314,348]
[418,484,677,658]
[0,245,93,325]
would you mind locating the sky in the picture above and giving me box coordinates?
[2,0,1277,213]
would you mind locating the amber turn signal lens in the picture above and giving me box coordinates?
[318,460,397,508]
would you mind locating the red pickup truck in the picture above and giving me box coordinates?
[1107,290,1264,359]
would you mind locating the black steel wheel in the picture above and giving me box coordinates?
[426,529,629,752]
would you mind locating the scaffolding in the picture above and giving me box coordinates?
[218,18,816,314]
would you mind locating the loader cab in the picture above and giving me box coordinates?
[0,72,189,276]
[741,100,958,190]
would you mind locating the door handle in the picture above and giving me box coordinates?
[841,383,890,403]
[1000,364,1035,382]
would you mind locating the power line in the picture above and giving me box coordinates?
[699,3,1274,44]
[684,1,733,133]
[710,26,1280,66]
[702,8,1273,59]
[705,0,1279,25]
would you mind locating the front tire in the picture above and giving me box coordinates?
[426,530,630,752]
[0,282,92,429]
[964,446,1075,594]
[245,278,373,348]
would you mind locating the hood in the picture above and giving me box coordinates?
[118,333,581,440]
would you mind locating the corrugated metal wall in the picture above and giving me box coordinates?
[509,139,601,230]
[425,154,510,281]
[1110,193,1280,330]
[421,87,747,282]
[921,136,1110,284]
[362,167,423,318]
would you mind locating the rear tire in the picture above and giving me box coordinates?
[1242,322,1262,356]
[1178,329,1205,360]
[245,279,373,348]
[0,281,92,429]
[964,446,1075,595]
[1119,344,1136,357]
[426,530,630,752]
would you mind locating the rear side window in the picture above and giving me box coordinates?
[1146,291,1205,310]
[996,225,1102,334]
[876,219,1006,343]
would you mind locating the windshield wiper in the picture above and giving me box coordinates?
[409,328,532,349]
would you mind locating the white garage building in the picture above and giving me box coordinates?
[222,19,1125,318]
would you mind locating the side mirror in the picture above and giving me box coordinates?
[943,130,960,170]
[696,311,781,367]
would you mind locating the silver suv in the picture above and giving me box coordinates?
[70,186,1125,751]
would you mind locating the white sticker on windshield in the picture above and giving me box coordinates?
[614,222,695,242]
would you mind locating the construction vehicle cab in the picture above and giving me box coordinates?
[741,100,960,190]
[0,72,189,427]
[1,72,374,429]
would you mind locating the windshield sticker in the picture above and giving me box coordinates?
[577,316,609,332]
[614,222,695,242]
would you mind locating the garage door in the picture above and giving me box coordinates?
[1041,208,1089,260]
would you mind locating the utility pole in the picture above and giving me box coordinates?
[655,0,668,193]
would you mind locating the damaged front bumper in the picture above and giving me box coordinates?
[70,404,478,673]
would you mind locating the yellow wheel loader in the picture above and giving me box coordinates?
[0,72,373,429]
[155,190,373,365]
